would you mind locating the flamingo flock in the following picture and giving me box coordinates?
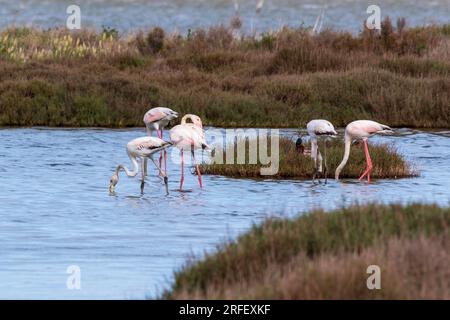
[110,108,208,194]
[109,107,394,194]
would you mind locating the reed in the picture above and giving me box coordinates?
[200,137,416,179]
[163,203,450,299]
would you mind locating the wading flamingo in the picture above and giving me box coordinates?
[143,107,178,176]
[335,120,394,183]
[169,114,210,191]
[109,136,172,194]
[306,119,337,183]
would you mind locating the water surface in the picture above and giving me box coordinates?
[2,0,449,33]
[0,127,449,299]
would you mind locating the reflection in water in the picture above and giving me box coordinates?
[0,127,449,299]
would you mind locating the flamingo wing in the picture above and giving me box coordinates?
[143,107,178,124]
[143,109,167,124]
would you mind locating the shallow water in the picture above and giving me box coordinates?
[2,0,450,33]
[0,127,449,299]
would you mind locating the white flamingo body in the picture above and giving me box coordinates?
[169,114,209,191]
[306,119,337,182]
[109,136,172,194]
[335,120,394,182]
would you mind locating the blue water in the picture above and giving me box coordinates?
[0,127,449,299]
[2,0,449,33]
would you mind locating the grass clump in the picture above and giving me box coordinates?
[200,137,415,179]
[163,203,450,299]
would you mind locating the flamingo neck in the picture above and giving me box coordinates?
[115,153,139,178]
[310,137,318,161]
[181,114,192,125]
[335,133,351,180]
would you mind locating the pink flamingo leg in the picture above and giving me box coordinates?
[180,150,185,191]
[157,130,164,175]
[164,149,168,176]
[358,140,373,183]
[192,151,203,189]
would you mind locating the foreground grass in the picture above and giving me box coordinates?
[0,19,449,128]
[163,203,450,299]
[200,137,415,179]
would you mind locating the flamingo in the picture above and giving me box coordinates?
[256,0,264,13]
[169,114,210,191]
[109,136,172,194]
[143,107,178,176]
[306,119,337,183]
[310,8,326,35]
[335,120,394,183]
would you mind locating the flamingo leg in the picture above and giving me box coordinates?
[180,149,184,191]
[358,140,373,183]
[312,154,318,184]
[150,156,169,195]
[140,157,146,194]
[157,130,163,176]
[143,158,148,176]
[158,129,168,176]
[323,139,328,184]
[191,150,203,189]
[164,149,168,176]
[313,149,322,184]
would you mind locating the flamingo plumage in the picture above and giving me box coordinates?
[143,107,178,176]
[335,120,394,182]
[109,136,172,194]
[306,119,337,183]
[169,114,210,191]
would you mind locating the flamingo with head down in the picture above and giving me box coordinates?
[109,136,172,194]
[306,119,337,183]
[335,120,394,183]
[169,114,210,191]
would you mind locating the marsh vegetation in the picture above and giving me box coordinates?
[200,137,415,179]
[0,19,449,128]
[163,203,450,299]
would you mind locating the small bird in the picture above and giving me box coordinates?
[109,136,172,194]
[169,114,210,191]
[306,119,337,183]
[143,107,178,176]
[335,120,394,182]
[295,137,311,156]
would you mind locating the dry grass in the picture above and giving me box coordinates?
[0,20,449,128]
[200,137,415,179]
[163,203,450,299]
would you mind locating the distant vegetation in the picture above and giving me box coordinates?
[163,203,450,299]
[200,137,416,179]
[0,18,449,128]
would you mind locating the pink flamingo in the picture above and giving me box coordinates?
[335,120,394,183]
[169,114,210,191]
[109,136,172,194]
[143,107,178,175]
